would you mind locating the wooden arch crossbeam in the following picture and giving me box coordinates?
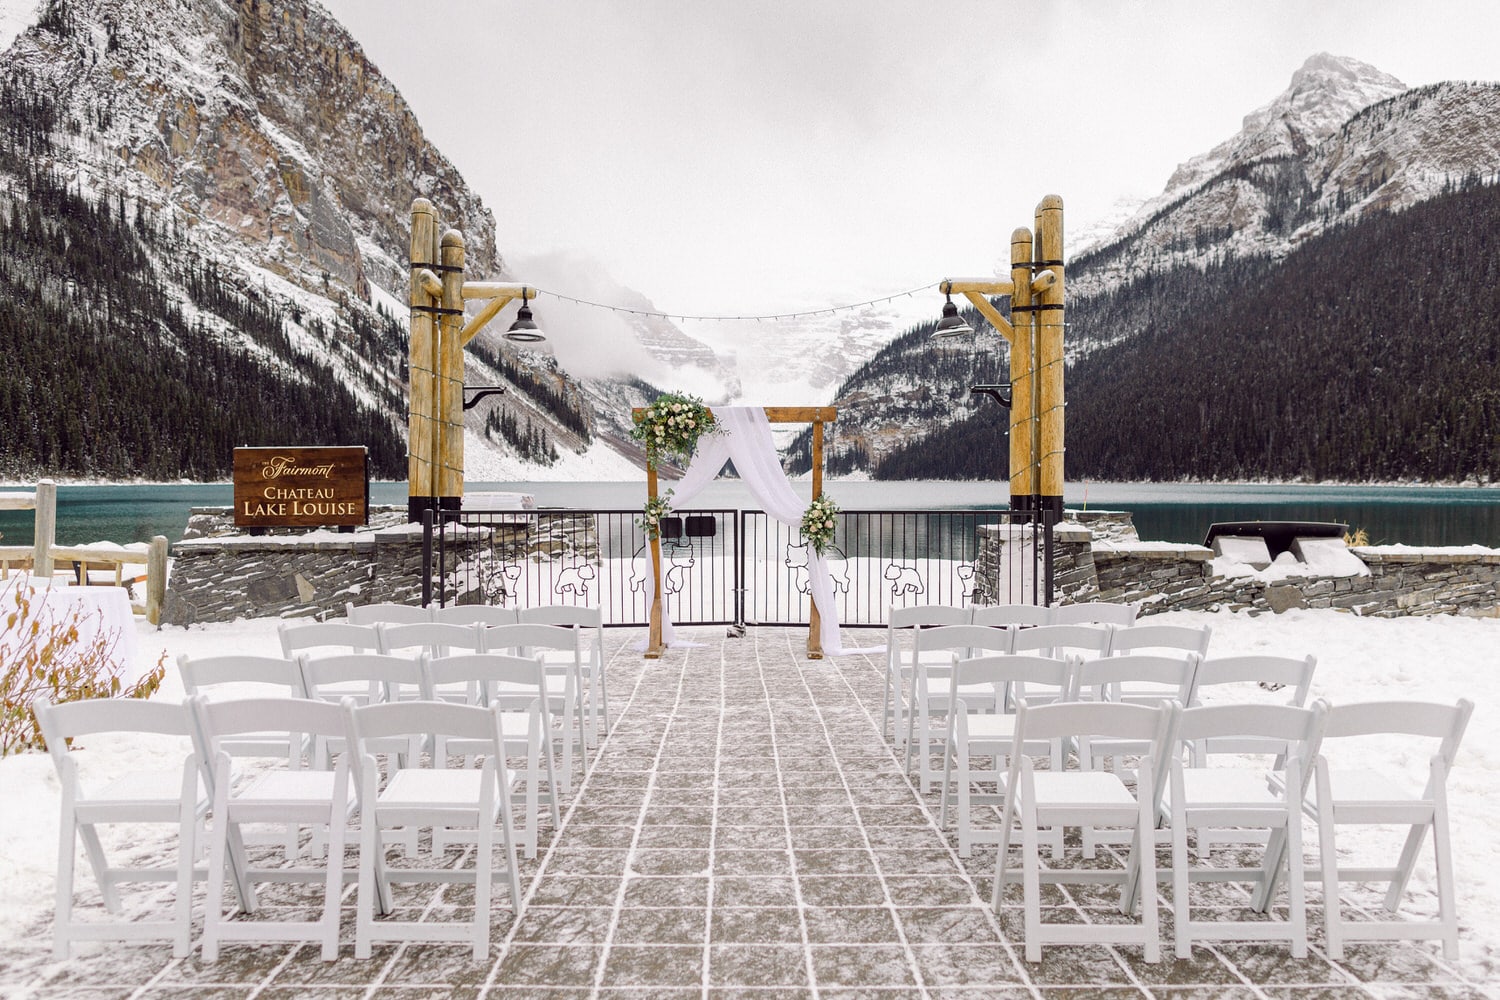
[633,405,837,660]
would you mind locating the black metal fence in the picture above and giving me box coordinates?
[422,507,1052,628]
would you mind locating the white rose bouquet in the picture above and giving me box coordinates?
[800,494,840,555]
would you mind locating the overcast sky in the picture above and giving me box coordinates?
[319,0,1499,317]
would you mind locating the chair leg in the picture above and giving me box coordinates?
[1021,797,1042,963]
[54,804,78,959]
[1286,794,1307,959]
[1172,801,1192,960]
[474,799,494,961]
[172,806,196,959]
[1135,802,1160,964]
[1431,781,1459,959]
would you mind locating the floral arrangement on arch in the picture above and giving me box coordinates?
[800,494,840,555]
[639,489,675,541]
[631,391,718,467]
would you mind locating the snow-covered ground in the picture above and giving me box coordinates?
[0,607,1495,977]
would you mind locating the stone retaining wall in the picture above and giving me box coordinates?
[162,510,600,625]
[974,510,1500,618]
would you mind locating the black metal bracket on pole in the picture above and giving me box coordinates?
[970,383,1012,408]
[463,386,507,411]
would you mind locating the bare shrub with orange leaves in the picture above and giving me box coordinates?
[0,574,167,756]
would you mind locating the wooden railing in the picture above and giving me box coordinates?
[0,480,168,624]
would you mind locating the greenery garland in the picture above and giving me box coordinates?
[639,489,675,541]
[630,391,718,467]
[800,494,840,555]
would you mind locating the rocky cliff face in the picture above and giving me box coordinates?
[5,0,500,301]
[1072,54,1500,313]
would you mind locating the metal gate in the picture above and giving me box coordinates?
[422,506,1052,627]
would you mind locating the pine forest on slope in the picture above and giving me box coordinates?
[867,179,1500,484]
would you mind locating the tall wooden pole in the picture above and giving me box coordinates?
[407,199,437,521]
[1008,228,1037,516]
[1035,195,1066,522]
[31,478,55,579]
[438,229,466,511]
[645,462,665,658]
[807,419,826,659]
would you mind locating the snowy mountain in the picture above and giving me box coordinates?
[0,0,736,482]
[1072,54,1500,311]
[814,54,1500,478]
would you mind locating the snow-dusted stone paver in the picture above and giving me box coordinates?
[0,625,1489,998]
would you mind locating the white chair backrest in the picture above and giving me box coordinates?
[1176,701,1328,773]
[1050,602,1139,626]
[191,695,345,759]
[178,653,305,699]
[36,697,195,774]
[1073,653,1200,705]
[432,605,520,627]
[1320,699,1474,784]
[1192,655,1317,709]
[347,602,432,625]
[1009,623,1114,659]
[482,622,581,656]
[913,623,1014,659]
[971,603,1051,627]
[297,652,426,703]
[424,653,548,705]
[954,653,1071,704]
[1109,623,1211,658]
[279,621,380,658]
[344,699,504,774]
[518,604,602,628]
[888,604,972,629]
[377,621,485,657]
[1012,697,1177,747]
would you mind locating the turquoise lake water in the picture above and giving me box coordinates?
[0,476,1494,548]
[0,480,1495,549]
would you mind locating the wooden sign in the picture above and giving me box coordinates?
[233,447,368,529]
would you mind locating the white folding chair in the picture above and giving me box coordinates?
[482,622,588,793]
[519,605,610,748]
[1167,701,1328,960]
[34,698,209,959]
[1072,653,1200,857]
[432,604,520,627]
[346,601,433,625]
[190,696,357,962]
[883,604,970,746]
[344,699,524,960]
[903,623,1013,793]
[376,621,486,703]
[992,699,1178,963]
[971,603,1051,627]
[1188,654,1317,856]
[1305,699,1473,960]
[1049,601,1139,626]
[296,652,427,768]
[178,653,309,859]
[424,652,562,858]
[939,653,1073,857]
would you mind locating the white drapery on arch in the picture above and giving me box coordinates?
[653,406,870,656]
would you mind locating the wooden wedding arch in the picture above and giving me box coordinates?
[632,406,836,661]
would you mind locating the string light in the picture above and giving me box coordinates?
[528,283,935,323]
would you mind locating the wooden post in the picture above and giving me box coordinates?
[438,229,466,511]
[146,535,168,626]
[807,419,826,659]
[1008,228,1037,515]
[32,479,55,579]
[645,463,666,658]
[1035,195,1066,521]
[407,199,438,522]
